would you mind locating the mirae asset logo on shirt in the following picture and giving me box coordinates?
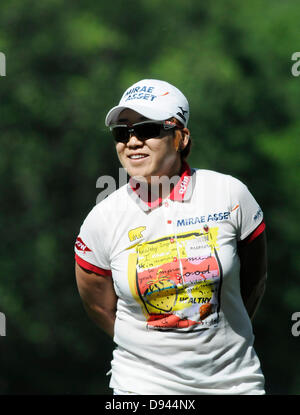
[177,207,263,227]
[177,212,231,226]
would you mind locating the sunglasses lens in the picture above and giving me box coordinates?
[134,123,162,139]
[112,127,129,143]
[111,122,164,143]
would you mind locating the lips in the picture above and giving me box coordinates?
[128,154,149,160]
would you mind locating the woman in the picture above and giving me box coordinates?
[75,79,267,395]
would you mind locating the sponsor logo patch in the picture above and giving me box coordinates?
[253,208,263,221]
[177,212,230,227]
[75,237,92,253]
[128,226,146,242]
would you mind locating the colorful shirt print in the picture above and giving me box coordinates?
[128,227,222,330]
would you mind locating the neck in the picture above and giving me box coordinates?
[131,159,184,203]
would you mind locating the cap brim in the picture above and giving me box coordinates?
[105,103,173,126]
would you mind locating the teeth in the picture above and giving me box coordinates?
[130,155,146,159]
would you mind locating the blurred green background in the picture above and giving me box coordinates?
[0,0,300,395]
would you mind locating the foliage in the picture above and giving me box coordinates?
[0,0,299,394]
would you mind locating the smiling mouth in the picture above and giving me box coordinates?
[128,154,149,160]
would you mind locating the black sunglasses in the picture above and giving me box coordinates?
[110,120,181,143]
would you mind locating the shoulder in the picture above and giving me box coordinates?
[193,168,228,180]
[95,182,130,210]
[83,183,130,227]
[192,168,245,189]
[97,182,129,207]
[191,168,256,206]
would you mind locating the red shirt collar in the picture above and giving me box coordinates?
[129,162,191,209]
[169,161,191,201]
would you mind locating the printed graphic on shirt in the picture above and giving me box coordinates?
[128,226,146,242]
[75,237,92,254]
[253,207,263,221]
[128,227,222,331]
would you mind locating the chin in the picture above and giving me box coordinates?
[126,164,151,179]
[127,167,148,181]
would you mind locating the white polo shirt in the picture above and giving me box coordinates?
[75,164,265,395]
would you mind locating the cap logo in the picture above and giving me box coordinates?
[176,106,188,122]
[123,85,157,103]
[105,80,189,127]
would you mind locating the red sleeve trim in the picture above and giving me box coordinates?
[75,254,112,276]
[244,220,266,244]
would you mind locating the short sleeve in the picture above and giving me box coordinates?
[228,176,264,242]
[74,205,111,275]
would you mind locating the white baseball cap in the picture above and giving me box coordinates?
[105,79,189,127]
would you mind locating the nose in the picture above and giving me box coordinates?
[127,133,143,147]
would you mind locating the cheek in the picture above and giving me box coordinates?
[150,141,178,169]
[115,143,126,158]
[115,144,128,167]
[150,135,177,155]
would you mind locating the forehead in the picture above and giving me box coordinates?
[117,108,149,124]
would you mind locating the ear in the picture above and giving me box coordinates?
[173,128,190,151]
[178,128,190,151]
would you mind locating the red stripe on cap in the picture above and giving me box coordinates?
[245,220,266,244]
[75,254,112,276]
